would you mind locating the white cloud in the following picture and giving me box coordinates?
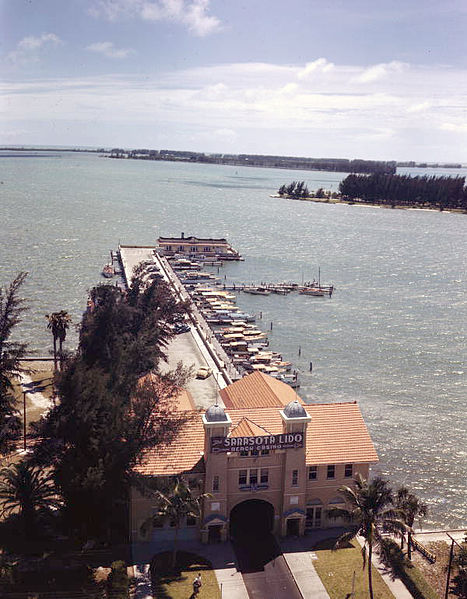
[7,33,62,65]
[1,59,466,160]
[355,61,408,83]
[297,58,334,80]
[86,42,135,59]
[89,0,221,36]
[407,101,432,113]
[440,122,467,132]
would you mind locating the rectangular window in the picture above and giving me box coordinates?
[261,449,270,456]
[260,469,269,484]
[249,469,258,485]
[308,465,317,480]
[212,475,220,492]
[327,465,335,479]
[251,448,259,456]
[239,450,249,457]
[239,470,247,485]
[345,464,353,478]
[292,469,299,486]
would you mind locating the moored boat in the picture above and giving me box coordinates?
[102,263,115,278]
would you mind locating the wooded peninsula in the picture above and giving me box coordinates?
[277,174,467,212]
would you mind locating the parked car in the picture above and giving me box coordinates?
[196,366,212,379]
[174,323,190,334]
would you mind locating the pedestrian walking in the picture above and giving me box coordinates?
[193,572,202,595]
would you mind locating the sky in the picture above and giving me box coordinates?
[1,0,466,162]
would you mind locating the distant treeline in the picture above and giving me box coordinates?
[339,174,467,210]
[110,148,396,175]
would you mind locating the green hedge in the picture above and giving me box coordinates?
[380,539,438,599]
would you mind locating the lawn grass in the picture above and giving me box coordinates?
[151,551,221,599]
[312,538,395,599]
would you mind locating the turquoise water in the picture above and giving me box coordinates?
[1,152,466,529]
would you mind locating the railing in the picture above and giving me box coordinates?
[412,537,437,563]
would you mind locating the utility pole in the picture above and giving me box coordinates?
[445,533,462,599]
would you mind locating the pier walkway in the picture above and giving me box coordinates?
[118,245,240,408]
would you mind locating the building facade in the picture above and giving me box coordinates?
[131,372,378,544]
[157,234,241,259]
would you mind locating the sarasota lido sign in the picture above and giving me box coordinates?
[211,433,304,453]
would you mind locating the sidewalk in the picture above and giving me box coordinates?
[280,532,335,599]
[131,540,248,599]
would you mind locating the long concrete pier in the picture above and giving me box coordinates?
[118,245,240,409]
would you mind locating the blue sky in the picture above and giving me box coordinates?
[1,0,466,161]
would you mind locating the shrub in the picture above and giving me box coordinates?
[107,560,128,599]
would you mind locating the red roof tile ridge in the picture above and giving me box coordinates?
[229,416,273,437]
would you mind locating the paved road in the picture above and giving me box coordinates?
[232,533,302,599]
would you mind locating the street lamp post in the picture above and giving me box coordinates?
[22,390,27,452]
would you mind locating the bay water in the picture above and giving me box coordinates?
[0,151,465,529]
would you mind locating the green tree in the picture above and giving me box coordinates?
[46,311,72,371]
[0,272,28,455]
[143,477,210,569]
[328,475,406,599]
[34,273,191,541]
[0,460,60,534]
[395,487,428,559]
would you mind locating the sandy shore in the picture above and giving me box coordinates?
[270,195,466,213]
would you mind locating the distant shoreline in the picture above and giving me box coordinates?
[270,194,467,214]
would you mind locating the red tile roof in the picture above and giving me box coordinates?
[136,373,378,476]
[229,417,272,437]
[220,371,300,409]
[135,411,205,477]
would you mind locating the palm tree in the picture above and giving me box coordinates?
[0,460,61,534]
[328,474,406,599]
[46,311,71,370]
[144,477,210,569]
[395,487,428,559]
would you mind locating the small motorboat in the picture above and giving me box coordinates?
[102,263,115,278]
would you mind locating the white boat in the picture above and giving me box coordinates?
[299,288,325,297]
[243,287,271,296]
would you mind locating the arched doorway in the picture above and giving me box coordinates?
[230,499,274,539]
[230,499,278,573]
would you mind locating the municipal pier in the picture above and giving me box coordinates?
[114,238,378,547]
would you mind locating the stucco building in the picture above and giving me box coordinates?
[157,234,241,260]
[130,371,378,544]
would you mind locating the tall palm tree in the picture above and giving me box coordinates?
[328,474,406,599]
[395,487,428,559]
[0,460,61,534]
[46,311,71,370]
[144,477,210,569]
